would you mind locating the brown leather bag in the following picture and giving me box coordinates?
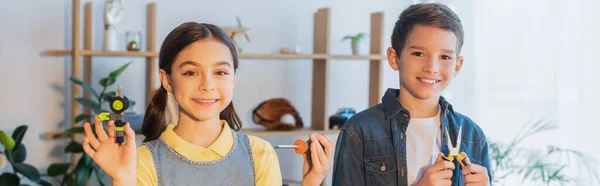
[252,98,303,130]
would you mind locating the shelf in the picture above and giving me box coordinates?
[239,53,329,59]
[43,128,340,140]
[45,50,383,60]
[44,50,158,57]
[238,53,385,60]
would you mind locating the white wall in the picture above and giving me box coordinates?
[0,0,420,185]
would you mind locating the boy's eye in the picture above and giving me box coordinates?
[411,52,424,57]
[441,55,452,60]
[183,71,198,76]
[216,71,229,76]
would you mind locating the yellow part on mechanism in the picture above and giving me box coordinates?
[112,100,124,111]
[116,126,124,131]
[456,153,468,168]
[98,112,111,121]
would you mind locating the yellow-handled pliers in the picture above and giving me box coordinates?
[443,125,469,168]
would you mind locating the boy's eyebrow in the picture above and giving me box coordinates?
[408,45,455,54]
[214,61,232,67]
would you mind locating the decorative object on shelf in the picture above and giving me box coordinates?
[342,32,367,55]
[126,30,141,51]
[252,98,303,130]
[103,0,124,51]
[280,46,302,54]
[329,107,356,130]
[222,17,250,52]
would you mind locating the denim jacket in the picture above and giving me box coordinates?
[332,88,492,186]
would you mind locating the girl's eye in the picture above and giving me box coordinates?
[412,52,424,57]
[441,55,452,60]
[183,71,197,76]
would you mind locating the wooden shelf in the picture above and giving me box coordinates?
[238,53,385,60]
[45,50,158,57]
[45,50,383,60]
[239,53,328,59]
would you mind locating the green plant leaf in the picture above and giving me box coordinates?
[99,77,116,87]
[47,163,71,177]
[74,98,100,113]
[75,155,93,186]
[342,35,354,41]
[11,125,27,148]
[65,141,83,153]
[0,131,16,151]
[13,163,40,182]
[102,91,116,102]
[70,77,99,99]
[93,164,107,186]
[109,62,132,80]
[0,173,20,186]
[38,180,52,186]
[74,114,92,124]
[12,143,26,163]
[63,127,84,136]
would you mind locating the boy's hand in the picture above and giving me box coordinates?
[301,133,334,186]
[460,152,490,186]
[415,153,455,186]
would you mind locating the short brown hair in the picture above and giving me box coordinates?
[391,3,464,56]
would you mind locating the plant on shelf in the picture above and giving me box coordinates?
[45,62,134,186]
[342,32,367,55]
[490,117,600,185]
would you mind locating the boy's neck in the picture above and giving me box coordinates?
[173,114,222,148]
[397,87,440,118]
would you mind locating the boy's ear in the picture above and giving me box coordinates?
[387,47,400,71]
[159,69,173,92]
[454,56,464,77]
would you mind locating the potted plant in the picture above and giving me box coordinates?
[44,62,135,186]
[343,32,367,55]
[490,117,600,185]
[0,125,52,186]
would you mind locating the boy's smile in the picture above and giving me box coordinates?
[387,24,463,101]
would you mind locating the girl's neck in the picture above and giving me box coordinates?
[173,114,222,148]
[398,87,440,118]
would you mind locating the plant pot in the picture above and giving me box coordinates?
[351,40,359,55]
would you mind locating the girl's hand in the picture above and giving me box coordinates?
[81,115,137,186]
[301,133,334,186]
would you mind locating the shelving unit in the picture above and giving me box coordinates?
[43,1,383,185]
[43,1,384,141]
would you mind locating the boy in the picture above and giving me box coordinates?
[332,3,491,186]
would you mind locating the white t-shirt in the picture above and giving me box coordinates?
[406,106,442,186]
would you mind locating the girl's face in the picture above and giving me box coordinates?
[160,39,236,122]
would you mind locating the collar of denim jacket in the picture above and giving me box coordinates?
[381,88,454,120]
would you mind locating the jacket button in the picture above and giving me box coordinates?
[381,163,387,171]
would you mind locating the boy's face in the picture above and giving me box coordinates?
[387,24,463,101]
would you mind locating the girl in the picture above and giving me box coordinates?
[81,22,333,186]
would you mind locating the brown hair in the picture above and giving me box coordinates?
[142,22,241,142]
[391,3,464,56]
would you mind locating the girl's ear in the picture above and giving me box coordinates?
[159,69,173,92]
[387,47,400,71]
